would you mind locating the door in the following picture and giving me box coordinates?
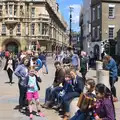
[6,42,18,54]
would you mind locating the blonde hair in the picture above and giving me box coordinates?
[28,66,35,71]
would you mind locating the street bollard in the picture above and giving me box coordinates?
[96,61,103,70]
[96,61,103,77]
[97,70,110,89]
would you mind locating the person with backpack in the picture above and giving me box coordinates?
[25,67,45,119]
[32,56,42,77]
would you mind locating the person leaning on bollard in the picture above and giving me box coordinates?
[103,55,118,102]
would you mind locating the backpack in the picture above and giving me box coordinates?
[63,55,72,64]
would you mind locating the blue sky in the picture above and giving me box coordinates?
[57,0,83,32]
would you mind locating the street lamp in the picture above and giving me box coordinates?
[69,6,73,46]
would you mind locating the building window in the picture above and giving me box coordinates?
[97,5,100,19]
[109,26,114,39]
[97,26,100,39]
[92,27,95,39]
[14,5,17,16]
[5,5,8,14]
[109,5,115,18]
[31,23,35,35]
[17,24,21,33]
[20,5,23,16]
[9,5,12,15]
[42,23,48,35]
[88,23,91,33]
[2,24,6,34]
[32,8,35,17]
[92,8,95,21]
[0,5,2,16]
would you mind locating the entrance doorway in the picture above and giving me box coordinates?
[6,42,18,54]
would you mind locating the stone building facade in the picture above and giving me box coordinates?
[79,0,91,55]
[91,0,120,59]
[0,0,68,54]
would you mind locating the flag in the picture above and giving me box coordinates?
[36,40,40,49]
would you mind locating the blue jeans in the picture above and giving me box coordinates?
[63,92,80,112]
[45,87,52,103]
[45,86,62,103]
[18,83,27,108]
[42,61,48,73]
[70,111,85,120]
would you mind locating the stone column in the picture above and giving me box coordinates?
[12,4,14,17]
[17,3,20,16]
[97,70,110,89]
[2,3,5,17]
[96,61,103,70]
[69,98,79,118]
[96,61,103,77]
[8,2,9,17]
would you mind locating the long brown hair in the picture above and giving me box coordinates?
[103,55,111,62]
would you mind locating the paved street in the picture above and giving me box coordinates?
[0,57,120,120]
[0,58,62,120]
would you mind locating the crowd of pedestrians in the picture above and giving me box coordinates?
[2,50,47,119]
[0,47,119,120]
[41,47,118,120]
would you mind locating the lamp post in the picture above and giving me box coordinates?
[69,6,73,46]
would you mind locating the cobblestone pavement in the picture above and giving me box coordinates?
[0,57,120,120]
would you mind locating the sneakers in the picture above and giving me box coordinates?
[29,114,33,119]
[36,112,45,117]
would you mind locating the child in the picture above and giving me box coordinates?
[94,83,115,120]
[25,67,45,119]
[57,73,73,109]
[70,79,96,120]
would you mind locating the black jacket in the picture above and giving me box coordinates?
[72,75,84,94]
